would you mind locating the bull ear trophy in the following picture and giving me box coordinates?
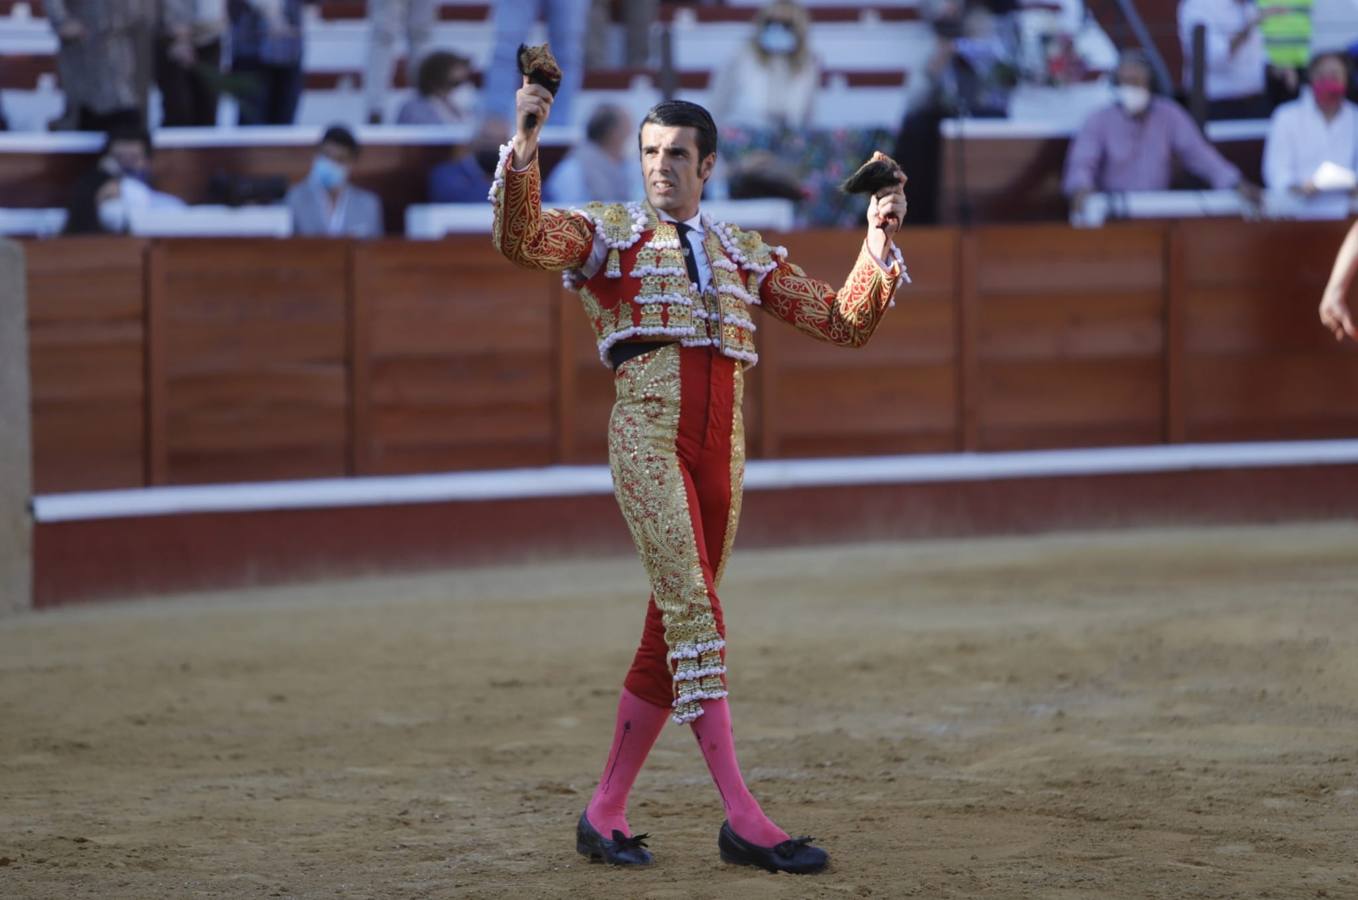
[516,42,563,131]
[840,151,908,231]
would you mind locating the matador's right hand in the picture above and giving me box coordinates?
[512,78,554,168]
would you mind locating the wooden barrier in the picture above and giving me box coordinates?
[965,224,1168,449]
[26,237,148,492]
[23,221,1358,495]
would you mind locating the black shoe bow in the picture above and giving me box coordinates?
[575,811,654,866]
[718,821,829,874]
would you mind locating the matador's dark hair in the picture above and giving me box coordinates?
[639,100,718,162]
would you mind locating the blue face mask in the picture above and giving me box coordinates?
[758,23,798,55]
[309,155,348,191]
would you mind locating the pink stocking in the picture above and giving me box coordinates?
[585,688,670,838]
[690,697,790,847]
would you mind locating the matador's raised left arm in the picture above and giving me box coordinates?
[757,242,908,348]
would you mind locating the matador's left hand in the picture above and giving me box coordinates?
[867,180,907,261]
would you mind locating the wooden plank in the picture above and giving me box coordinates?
[349,243,372,475]
[24,237,148,493]
[1177,220,1358,442]
[157,240,351,484]
[1165,223,1186,442]
[977,290,1165,360]
[959,231,980,450]
[757,228,962,458]
[970,224,1168,450]
[356,239,558,473]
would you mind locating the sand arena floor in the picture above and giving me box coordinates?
[2,523,1357,899]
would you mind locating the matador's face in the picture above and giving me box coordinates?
[639,123,715,222]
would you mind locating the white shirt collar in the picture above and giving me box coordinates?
[657,207,705,233]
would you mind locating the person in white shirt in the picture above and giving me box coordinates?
[1263,52,1358,193]
[1178,0,1280,119]
[709,0,820,131]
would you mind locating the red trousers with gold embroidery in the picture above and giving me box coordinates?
[608,344,744,722]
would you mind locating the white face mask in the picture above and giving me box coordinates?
[1116,85,1151,115]
[444,83,477,117]
[98,198,128,233]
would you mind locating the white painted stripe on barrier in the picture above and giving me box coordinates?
[31,440,1358,523]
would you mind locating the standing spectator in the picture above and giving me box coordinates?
[1064,51,1252,214]
[1262,52,1358,193]
[544,103,642,203]
[893,0,1019,224]
[47,0,159,131]
[396,50,477,125]
[1260,0,1310,104]
[710,0,820,131]
[229,0,306,126]
[364,0,436,124]
[481,0,588,127]
[286,126,384,237]
[158,0,228,126]
[585,0,657,68]
[1178,0,1278,120]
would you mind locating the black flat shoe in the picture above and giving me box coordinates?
[576,811,653,865]
[718,821,828,874]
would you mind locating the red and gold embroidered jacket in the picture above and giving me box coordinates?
[491,146,908,367]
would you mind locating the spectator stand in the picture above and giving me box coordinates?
[0,125,579,236]
[938,117,1272,224]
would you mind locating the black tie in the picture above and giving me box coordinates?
[675,222,702,290]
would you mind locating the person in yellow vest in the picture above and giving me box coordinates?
[1260,0,1312,104]
[492,81,909,872]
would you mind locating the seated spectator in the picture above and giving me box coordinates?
[158,0,229,127]
[48,0,158,131]
[1063,51,1253,213]
[1263,52,1358,194]
[710,0,821,131]
[543,104,642,204]
[428,120,510,203]
[64,126,186,234]
[286,126,383,238]
[893,0,1019,224]
[1178,0,1278,120]
[230,0,305,126]
[396,50,477,125]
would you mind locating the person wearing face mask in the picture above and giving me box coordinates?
[710,0,820,131]
[1063,50,1255,215]
[285,126,383,238]
[1262,52,1358,196]
[396,50,477,126]
[64,125,185,235]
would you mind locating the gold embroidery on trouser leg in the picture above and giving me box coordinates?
[714,364,745,588]
[608,345,727,724]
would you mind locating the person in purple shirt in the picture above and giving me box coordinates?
[1063,50,1261,215]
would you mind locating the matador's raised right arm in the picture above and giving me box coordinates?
[490,147,596,272]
